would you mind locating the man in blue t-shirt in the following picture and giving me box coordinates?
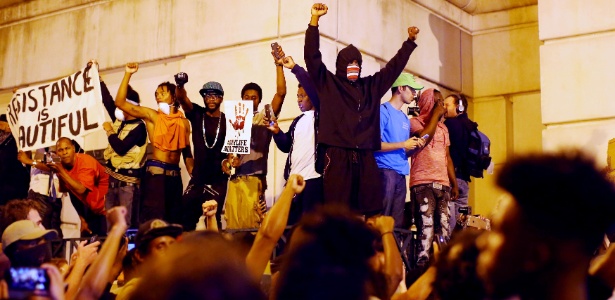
[374,73,425,228]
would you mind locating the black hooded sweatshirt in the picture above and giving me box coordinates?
[304,25,417,150]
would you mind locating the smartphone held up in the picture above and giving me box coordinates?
[7,267,50,298]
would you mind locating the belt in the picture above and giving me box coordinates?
[109,178,137,188]
[146,165,180,177]
[430,182,450,191]
[106,162,142,177]
[105,166,141,184]
[414,182,451,191]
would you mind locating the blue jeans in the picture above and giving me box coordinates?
[448,178,469,233]
[379,168,407,228]
[105,176,137,227]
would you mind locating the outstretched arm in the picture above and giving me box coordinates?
[17,151,51,172]
[174,72,194,114]
[64,240,100,300]
[115,63,154,121]
[76,207,128,300]
[305,3,330,89]
[284,57,320,111]
[204,200,219,232]
[100,81,117,122]
[367,216,403,297]
[86,60,116,121]
[271,45,287,116]
[371,27,419,96]
[246,174,305,282]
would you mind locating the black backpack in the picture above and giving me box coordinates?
[466,127,491,178]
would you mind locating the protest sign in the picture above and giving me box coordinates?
[6,65,105,151]
[222,100,253,154]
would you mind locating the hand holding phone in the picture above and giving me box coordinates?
[271,42,284,60]
[264,104,272,119]
[87,235,99,245]
[421,134,430,140]
[8,267,50,297]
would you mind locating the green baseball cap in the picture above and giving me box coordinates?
[392,73,423,90]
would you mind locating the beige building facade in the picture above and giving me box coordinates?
[0,0,607,219]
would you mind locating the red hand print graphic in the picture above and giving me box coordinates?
[229,102,249,131]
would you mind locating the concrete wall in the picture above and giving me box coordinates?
[539,0,615,168]
[466,5,542,216]
[0,0,543,217]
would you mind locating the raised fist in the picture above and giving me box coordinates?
[202,200,218,217]
[311,3,328,16]
[287,174,306,194]
[125,62,139,74]
[408,26,420,41]
[174,72,189,88]
[106,206,127,229]
[281,56,296,70]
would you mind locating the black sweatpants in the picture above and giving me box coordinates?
[320,146,383,215]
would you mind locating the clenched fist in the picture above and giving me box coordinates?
[311,3,328,17]
[408,26,420,41]
[174,72,189,88]
[125,62,139,74]
[202,200,218,217]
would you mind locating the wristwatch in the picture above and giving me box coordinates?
[32,160,38,167]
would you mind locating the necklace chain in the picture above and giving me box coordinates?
[203,113,221,149]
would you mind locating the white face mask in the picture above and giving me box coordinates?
[114,109,125,121]
[158,102,171,115]
[114,100,138,121]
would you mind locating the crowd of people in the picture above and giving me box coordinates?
[1,3,615,300]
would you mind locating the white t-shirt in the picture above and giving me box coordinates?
[289,110,320,180]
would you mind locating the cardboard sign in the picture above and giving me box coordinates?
[6,65,105,151]
[222,100,253,154]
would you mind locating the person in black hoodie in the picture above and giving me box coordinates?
[305,3,420,216]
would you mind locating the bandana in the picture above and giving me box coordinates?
[416,88,447,147]
[347,65,360,82]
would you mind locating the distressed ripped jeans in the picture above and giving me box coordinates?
[410,183,451,268]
